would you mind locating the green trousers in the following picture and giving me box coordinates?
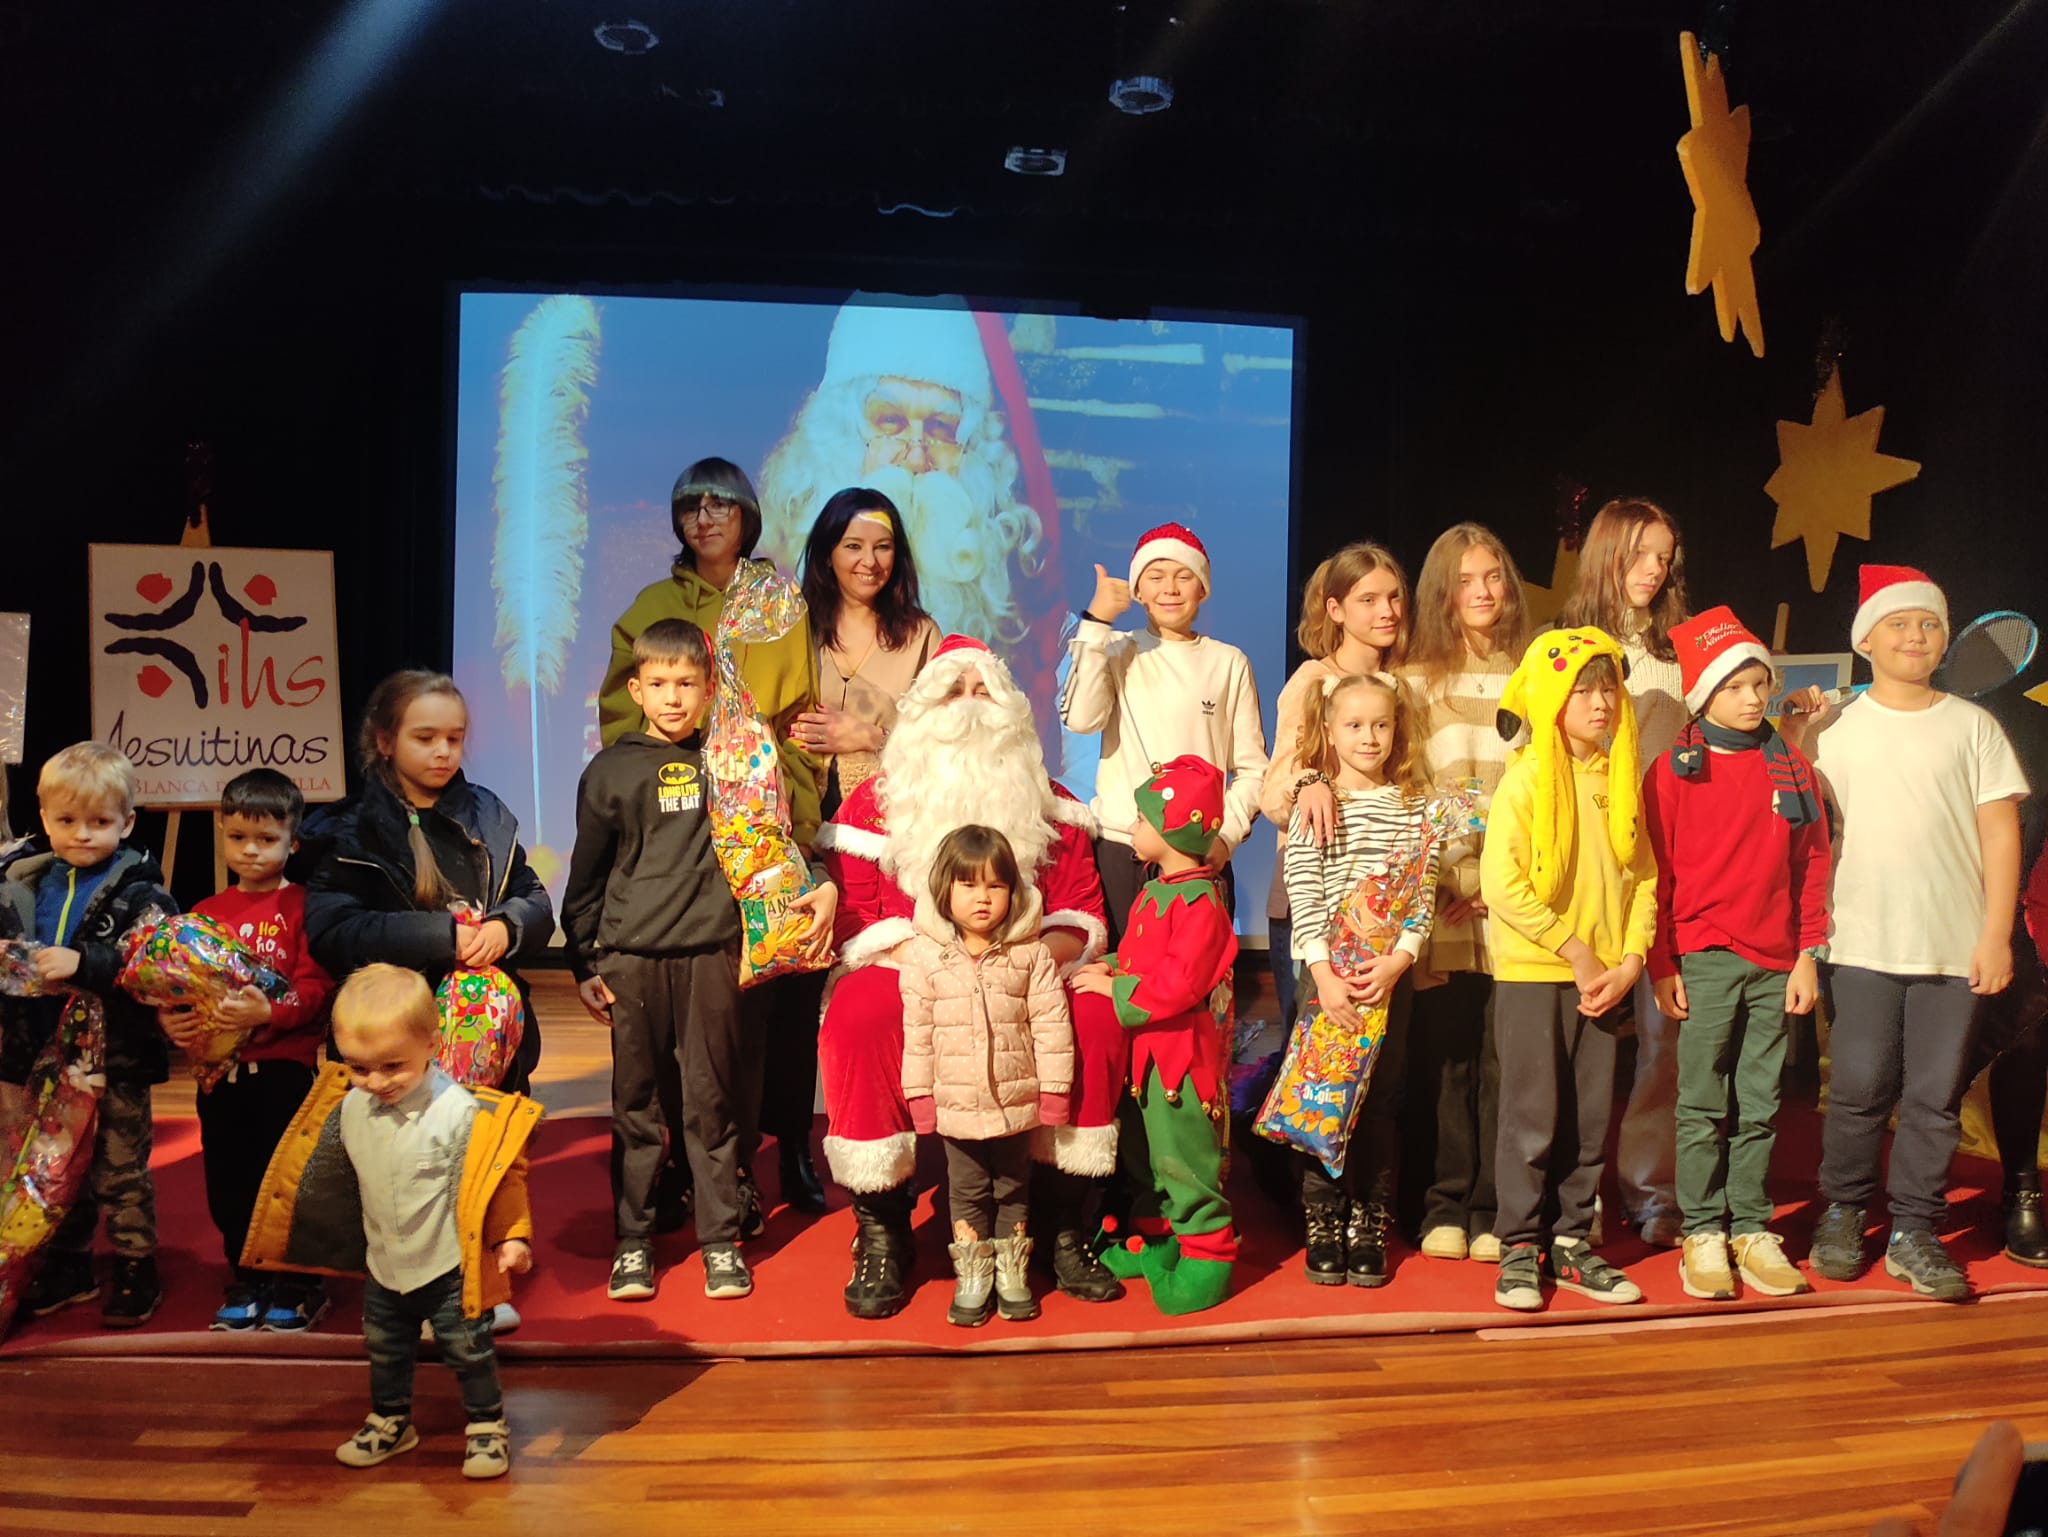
[1674,949,1790,1237]
[1118,1068,1231,1240]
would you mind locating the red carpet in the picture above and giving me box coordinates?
[7,1104,2046,1360]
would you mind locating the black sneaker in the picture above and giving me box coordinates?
[101,1257,162,1330]
[1547,1239,1643,1304]
[1303,1202,1347,1286]
[24,1254,99,1318]
[260,1281,331,1333]
[703,1242,753,1300]
[212,1281,270,1331]
[736,1173,767,1242]
[608,1241,657,1301]
[1345,1200,1393,1289]
[1884,1229,1971,1302]
[1809,1202,1868,1281]
[1495,1242,1543,1311]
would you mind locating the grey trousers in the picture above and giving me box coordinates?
[1492,981,1622,1249]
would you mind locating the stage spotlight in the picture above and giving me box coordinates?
[1004,146,1069,176]
[1107,73,1173,114]
[593,19,659,53]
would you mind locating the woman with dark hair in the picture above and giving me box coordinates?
[596,456,828,1225]
[598,457,823,843]
[792,487,941,817]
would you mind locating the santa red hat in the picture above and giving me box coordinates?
[1851,564,1948,650]
[932,633,992,662]
[1129,522,1211,595]
[1671,606,1773,714]
[1135,755,1226,858]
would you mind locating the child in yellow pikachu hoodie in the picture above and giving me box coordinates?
[1480,627,1656,1312]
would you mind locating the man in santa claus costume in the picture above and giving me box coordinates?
[756,299,1069,756]
[814,634,1129,1319]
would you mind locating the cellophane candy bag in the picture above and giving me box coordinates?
[116,910,288,1091]
[704,560,832,989]
[1256,791,1479,1176]
[435,904,525,1089]
[0,938,105,1338]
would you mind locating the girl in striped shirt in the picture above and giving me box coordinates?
[1283,672,1441,1288]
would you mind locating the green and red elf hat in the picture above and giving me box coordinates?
[1136,754,1226,858]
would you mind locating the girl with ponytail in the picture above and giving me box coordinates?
[302,670,555,1096]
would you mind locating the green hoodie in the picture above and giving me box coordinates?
[600,558,823,846]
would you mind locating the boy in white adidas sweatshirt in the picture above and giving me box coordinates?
[1059,522,1268,944]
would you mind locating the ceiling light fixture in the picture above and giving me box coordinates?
[593,19,658,54]
[1107,74,1172,114]
[1004,146,1068,176]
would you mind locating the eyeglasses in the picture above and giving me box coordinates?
[678,496,742,526]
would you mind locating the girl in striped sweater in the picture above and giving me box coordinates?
[1283,673,1441,1288]
[1395,523,1532,1264]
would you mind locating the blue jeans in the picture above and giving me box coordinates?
[361,1268,502,1422]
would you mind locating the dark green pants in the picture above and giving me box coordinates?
[1674,949,1790,1238]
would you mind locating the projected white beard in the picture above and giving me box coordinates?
[876,686,1058,915]
[757,381,1047,649]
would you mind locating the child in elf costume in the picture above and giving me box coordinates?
[1072,755,1239,1315]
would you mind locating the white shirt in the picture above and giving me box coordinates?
[340,1064,477,1294]
[1059,620,1268,851]
[1810,692,2029,977]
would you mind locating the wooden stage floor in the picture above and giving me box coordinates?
[5,1297,2047,1534]
[29,965,2037,1533]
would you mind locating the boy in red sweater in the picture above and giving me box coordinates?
[159,769,336,1331]
[1643,609,1830,1301]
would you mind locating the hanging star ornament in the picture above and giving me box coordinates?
[1523,540,1581,627]
[1677,32,1765,358]
[1765,365,1922,592]
[2027,679,2048,711]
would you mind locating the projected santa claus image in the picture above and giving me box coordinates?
[449,291,1294,931]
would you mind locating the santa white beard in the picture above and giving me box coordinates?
[755,381,1046,649]
[877,693,1059,913]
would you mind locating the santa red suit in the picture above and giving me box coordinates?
[813,634,1130,1317]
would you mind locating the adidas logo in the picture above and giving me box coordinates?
[1200,698,1216,715]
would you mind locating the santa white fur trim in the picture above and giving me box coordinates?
[1851,580,1948,650]
[1046,796,1100,837]
[822,1132,917,1194]
[836,917,916,972]
[813,821,887,862]
[1030,1121,1120,1177]
[1043,908,1109,969]
[1684,640,1774,714]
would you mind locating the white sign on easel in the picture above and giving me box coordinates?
[88,545,346,807]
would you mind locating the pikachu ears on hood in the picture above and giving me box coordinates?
[1496,628,1632,743]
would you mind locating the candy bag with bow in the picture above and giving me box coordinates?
[0,939,106,1338]
[116,910,289,1092]
[704,559,832,988]
[434,905,525,1089]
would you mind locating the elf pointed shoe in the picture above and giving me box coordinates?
[992,1229,1040,1321]
[946,1234,996,1328]
[1138,1237,1234,1317]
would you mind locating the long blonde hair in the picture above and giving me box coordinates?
[1558,497,1689,662]
[1297,674,1430,803]
[1295,543,1410,664]
[1406,522,1532,694]
[359,669,466,909]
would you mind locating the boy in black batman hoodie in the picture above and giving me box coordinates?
[563,620,824,1305]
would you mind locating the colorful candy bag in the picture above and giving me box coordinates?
[0,939,106,1339]
[1256,792,1479,1176]
[435,906,525,1089]
[116,910,289,1092]
[704,559,831,989]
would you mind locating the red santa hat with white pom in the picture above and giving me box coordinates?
[1850,563,1948,651]
[1129,523,1211,596]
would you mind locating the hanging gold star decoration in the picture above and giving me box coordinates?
[1677,32,1764,358]
[1766,365,1922,592]
[1523,540,1581,627]
[2027,679,2048,711]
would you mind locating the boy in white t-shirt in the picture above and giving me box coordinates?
[1787,566,2029,1301]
